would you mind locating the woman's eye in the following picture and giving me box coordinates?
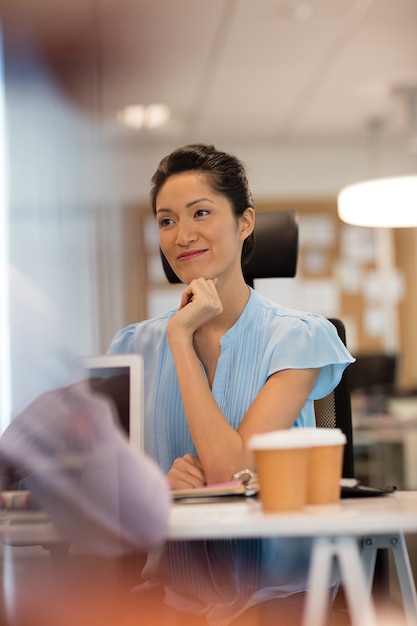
[159,218,174,228]
[194,209,210,218]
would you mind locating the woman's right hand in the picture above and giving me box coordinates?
[167,277,222,341]
[166,453,207,490]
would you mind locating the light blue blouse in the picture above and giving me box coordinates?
[108,288,354,624]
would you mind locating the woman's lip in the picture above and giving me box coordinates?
[177,250,207,261]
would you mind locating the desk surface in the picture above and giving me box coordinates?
[2,492,417,545]
[166,491,417,540]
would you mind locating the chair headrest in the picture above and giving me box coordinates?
[160,209,299,286]
[243,209,298,285]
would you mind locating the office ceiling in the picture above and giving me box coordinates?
[2,0,417,145]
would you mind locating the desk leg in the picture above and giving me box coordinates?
[362,533,417,626]
[394,533,417,626]
[361,539,378,594]
[303,536,378,626]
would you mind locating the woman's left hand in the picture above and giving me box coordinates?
[166,453,207,490]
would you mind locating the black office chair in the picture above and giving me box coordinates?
[160,209,355,478]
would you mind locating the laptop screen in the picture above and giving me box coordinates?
[80,354,143,453]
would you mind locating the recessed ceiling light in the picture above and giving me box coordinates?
[117,104,170,130]
[280,1,314,21]
[117,105,145,128]
[292,3,313,20]
[144,104,170,129]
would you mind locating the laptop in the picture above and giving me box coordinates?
[80,354,144,452]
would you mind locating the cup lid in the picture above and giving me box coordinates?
[301,427,347,446]
[249,427,346,450]
[248,429,311,450]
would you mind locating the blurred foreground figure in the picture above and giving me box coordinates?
[0,266,171,555]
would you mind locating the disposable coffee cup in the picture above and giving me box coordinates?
[249,430,310,513]
[303,428,346,505]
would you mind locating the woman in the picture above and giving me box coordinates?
[108,144,354,625]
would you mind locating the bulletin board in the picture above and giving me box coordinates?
[255,200,404,356]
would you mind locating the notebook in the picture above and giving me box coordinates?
[81,354,144,452]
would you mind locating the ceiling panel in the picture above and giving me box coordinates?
[1,0,416,144]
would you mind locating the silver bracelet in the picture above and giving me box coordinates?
[232,469,258,495]
[232,468,257,483]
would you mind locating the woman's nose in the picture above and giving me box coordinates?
[175,219,197,245]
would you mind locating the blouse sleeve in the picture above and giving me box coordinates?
[268,313,355,400]
[107,324,139,355]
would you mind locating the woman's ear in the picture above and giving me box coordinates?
[239,207,255,241]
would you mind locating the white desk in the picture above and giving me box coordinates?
[167,492,417,626]
[3,493,417,626]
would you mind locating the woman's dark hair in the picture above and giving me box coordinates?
[150,143,255,264]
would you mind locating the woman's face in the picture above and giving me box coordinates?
[155,172,253,286]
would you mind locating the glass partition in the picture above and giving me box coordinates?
[0,23,11,435]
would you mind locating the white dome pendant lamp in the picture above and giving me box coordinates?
[338,175,417,228]
[338,87,417,228]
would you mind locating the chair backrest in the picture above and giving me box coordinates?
[243,209,299,285]
[314,318,355,478]
[160,209,355,478]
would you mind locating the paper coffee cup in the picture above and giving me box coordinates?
[249,430,310,512]
[303,428,346,504]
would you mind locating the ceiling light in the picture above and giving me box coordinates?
[281,1,314,20]
[338,176,417,228]
[291,2,313,20]
[117,104,170,130]
[144,104,170,129]
[118,105,145,129]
